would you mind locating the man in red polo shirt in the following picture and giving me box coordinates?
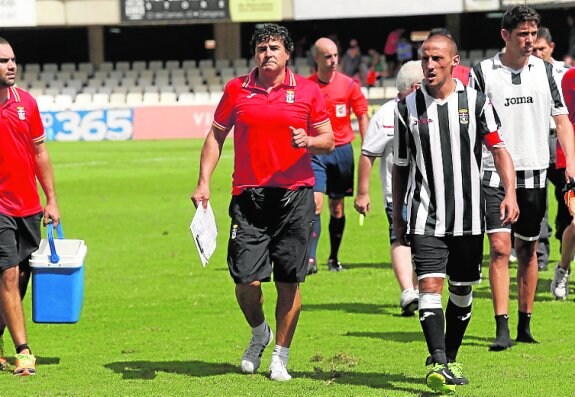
[307,37,369,274]
[0,36,60,376]
[192,24,333,382]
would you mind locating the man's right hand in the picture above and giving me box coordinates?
[354,193,371,215]
[393,218,409,246]
[191,185,210,209]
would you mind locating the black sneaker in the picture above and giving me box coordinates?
[327,259,343,272]
[447,361,469,385]
[425,362,456,394]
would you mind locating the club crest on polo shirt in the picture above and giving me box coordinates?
[16,106,26,120]
[335,104,346,117]
[286,89,295,103]
[458,108,469,125]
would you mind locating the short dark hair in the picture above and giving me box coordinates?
[427,28,459,52]
[250,24,294,56]
[0,36,10,46]
[537,26,552,44]
[501,5,540,32]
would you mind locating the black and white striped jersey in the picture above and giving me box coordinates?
[469,53,567,188]
[393,79,501,237]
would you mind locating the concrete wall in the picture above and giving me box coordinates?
[37,0,120,26]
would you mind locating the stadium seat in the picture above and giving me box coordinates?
[155,76,170,87]
[109,92,127,107]
[103,77,121,87]
[36,94,55,111]
[188,76,205,88]
[137,76,153,87]
[97,62,114,72]
[235,66,250,76]
[199,59,213,68]
[208,84,223,93]
[97,86,113,94]
[171,69,185,79]
[182,59,197,69]
[67,79,85,92]
[160,91,178,105]
[72,70,89,82]
[28,88,44,98]
[60,62,76,73]
[143,85,159,94]
[294,57,308,67]
[232,58,248,68]
[215,59,230,70]
[44,88,60,96]
[296,65,311,76]
[174,84,190,95]
[132,61,147,72]
[186,70,202,80]
[49,80,65,90]
[53,94,74,110]
[124,70,139,79]
[92,93,110,107]
[209,91,223,104]
[21,71,39,83]
[109,70,124,80]
[192,84,208,93]
[171,76,187,87]
[82,86,98,95]
[77,62,94,75]
[194,92,210,104]
[468,49,484,61]
[112,86,129,94]
[220,67,235,80]
[73,93,92,108]
[43,63,59,73]
[139,70,154,80]
[148,60,163,70]
[24,63,41,74]
[155,69,170,79]
[178,92,195,104]
[127,86,143,94]
[360,86,369,98]
[202,68,217,79]
[61,87,78,97]
[126,92,143,106]
[484,48,500,58]
[165,60,180,70]
[385,87,398,98]
[158,84,175,93]
[57,71,73,81]
[142,92,160,105]
[205,75,222,86]
[93,70,108,80]
[121,77,137,88]
[39,71,56,84]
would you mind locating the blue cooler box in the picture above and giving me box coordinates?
[29,229,87,324]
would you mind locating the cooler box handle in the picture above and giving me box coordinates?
[47,222,65,264]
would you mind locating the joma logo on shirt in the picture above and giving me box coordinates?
[414,118,433,125]
[504,96,533,106]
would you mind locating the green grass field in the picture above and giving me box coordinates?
[1,139,574,396]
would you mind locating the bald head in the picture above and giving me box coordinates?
[423,33,458,57]
[313,37,339,77]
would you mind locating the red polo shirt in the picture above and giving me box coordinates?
[214,67,330,195]
[558,67,575,169]
[308,71,368,146]
[0,87,45,217]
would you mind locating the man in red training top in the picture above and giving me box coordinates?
[192,24,333,382]
[0,36,60,376]
[307,37,369,274]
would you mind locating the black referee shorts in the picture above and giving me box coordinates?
[0,212,42,271]
[484,185,546,241]
[409,234,483,286]
[227,187,315,284]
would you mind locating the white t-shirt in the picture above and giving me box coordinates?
[361,99,396,206]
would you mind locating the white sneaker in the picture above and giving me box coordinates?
[240,326,273,373]
[269,357,292,381]
[551,264,570,300]
[400,288,419,316]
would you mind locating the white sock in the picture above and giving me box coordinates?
[271,345,289,365]
[252,321,269,340]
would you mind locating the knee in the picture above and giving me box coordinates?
[448,284,472,307]
[0,266,19,287]
[490,236,511,259]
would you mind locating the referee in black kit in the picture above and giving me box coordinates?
[392,33,519,394]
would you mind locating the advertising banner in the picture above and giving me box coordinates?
[41,105,217,141]
[292,0,463,20]
[0,0,36,27]
[121,0,230,22]
[464,0,500,11]
[229,0,282,22]
[501,0,575,6]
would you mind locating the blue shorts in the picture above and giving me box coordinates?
[311,143,354,199]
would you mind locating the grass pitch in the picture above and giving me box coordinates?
[0,139,573,396]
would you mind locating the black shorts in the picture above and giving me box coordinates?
[227,187,315,284]
[0,212,42,271]
[483,185,546,241]
[311,143,354,199]
[409,234,483,286]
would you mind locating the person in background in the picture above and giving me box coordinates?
[191,24,334,382]
[0,36,61,376]
[384,29,405,78]
[341,38,367,86]
[550,66,575,300]
[469,5,575,351]
[393,33,518,394]
[354,60,422,316]
[307,37,369,274]
[532,26,571,272]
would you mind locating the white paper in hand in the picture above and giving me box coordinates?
[190,201,217,266]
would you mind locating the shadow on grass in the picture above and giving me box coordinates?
[104,360,425,394]
[303,302,398,316]
[345,330,492,347]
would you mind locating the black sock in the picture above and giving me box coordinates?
[419,307,446,364]
[516,311,538,342]
[329,216,345,260]
[445,299,472,362]
[495,314,510,339]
